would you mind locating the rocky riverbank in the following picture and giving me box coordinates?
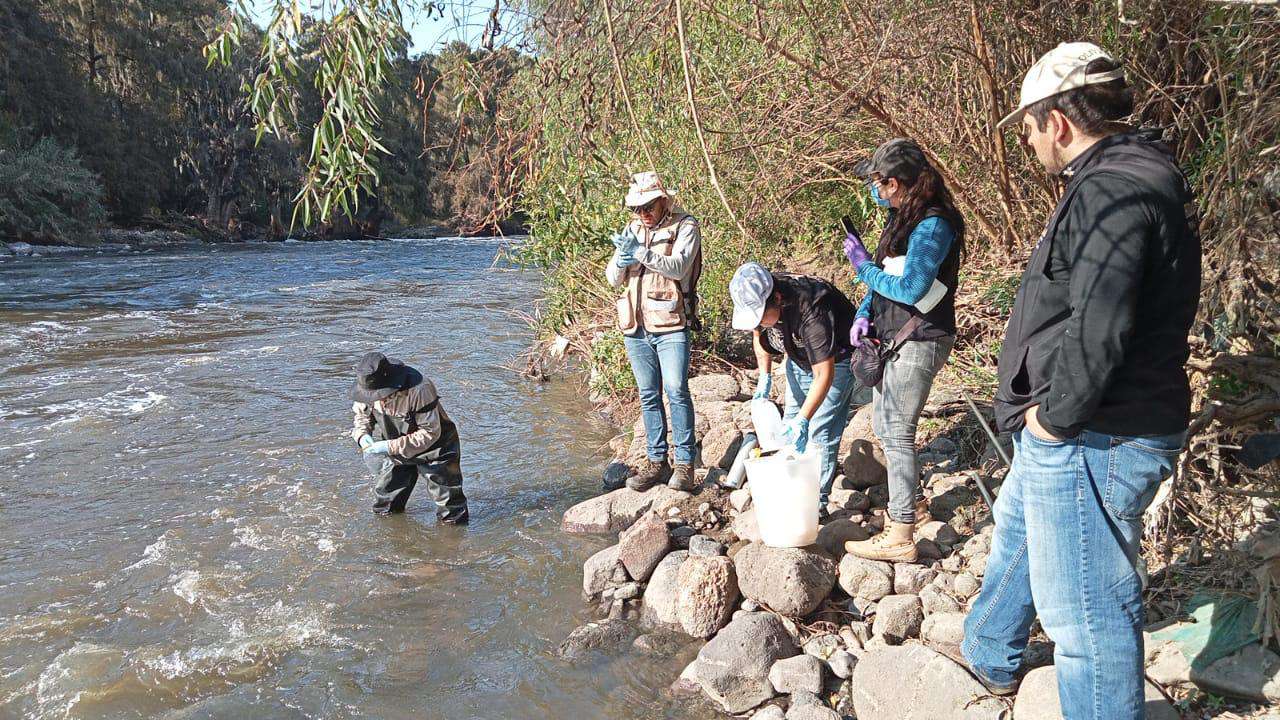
[557,371,1280,719]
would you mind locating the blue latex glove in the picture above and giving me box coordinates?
[843,229,872,269]
[611,230,641,258]
[780,416,810,454]
[615,249,638,268]
[358,433,374,449]
[849,317,871,347]
[363,439,391,455]
[753,372,772,400]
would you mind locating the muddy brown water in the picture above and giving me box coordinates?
[0,240,717,719]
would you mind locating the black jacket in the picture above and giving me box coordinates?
[762,274,857,372]
[994,131,1201,438]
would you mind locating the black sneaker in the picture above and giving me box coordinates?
[626,458,671,491]
[668,463,697,492]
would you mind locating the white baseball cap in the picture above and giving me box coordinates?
[624,171,675,208]
[730,262,775,330]
[997,42,1126,129]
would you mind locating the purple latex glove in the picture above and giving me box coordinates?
[843,230,871,269]
[849,317,871,347]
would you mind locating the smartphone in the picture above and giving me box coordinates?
[840,216,859,237]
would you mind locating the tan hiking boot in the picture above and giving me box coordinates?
[668,463,698,492]
[845,520,919,563]
[914,499,934,530]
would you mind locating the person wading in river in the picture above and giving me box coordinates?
[959,43,1201,718]
[729,262,858,516]
[606,171,702,493]
[841,138,965,564]
[350,352,469,523]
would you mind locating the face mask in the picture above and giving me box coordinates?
[869,181,891,208]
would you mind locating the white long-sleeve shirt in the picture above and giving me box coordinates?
[605,213,702,291]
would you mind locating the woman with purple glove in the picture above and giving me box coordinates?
[842,138,965,563]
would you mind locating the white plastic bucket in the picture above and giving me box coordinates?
[744,450,820,548]
[750,399,786,452]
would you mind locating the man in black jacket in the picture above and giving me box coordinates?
[350,352,469,523]
[961,43,1200,720]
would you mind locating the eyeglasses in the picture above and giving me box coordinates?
[629,199,660,214]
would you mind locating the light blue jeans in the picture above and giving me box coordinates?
[873,336,953,523]
[962,428,1183,719]
[783,357,857,506]
[624,328,696,465]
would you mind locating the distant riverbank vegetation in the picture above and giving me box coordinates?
[0,0,522,245]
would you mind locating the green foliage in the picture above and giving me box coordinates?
[0,137,106,245]
[588,332,635,396]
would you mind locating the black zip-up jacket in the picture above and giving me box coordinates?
[994,131,1201,438]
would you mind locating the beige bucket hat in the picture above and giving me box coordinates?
[624,171,675,208]
[998,42,1126,129]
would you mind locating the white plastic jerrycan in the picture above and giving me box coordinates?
[750,398,787,452]
[745,450,821,547]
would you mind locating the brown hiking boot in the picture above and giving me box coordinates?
[845,520,919,563]
[668,463,697,492]
[626,458,672,491]
[932,642,1019,696]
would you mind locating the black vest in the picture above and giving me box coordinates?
[870,209,960,342]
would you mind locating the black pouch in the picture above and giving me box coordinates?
[850,315,923,388]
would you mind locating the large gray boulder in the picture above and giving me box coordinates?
[695,611,799,714]
[872,594,924,644]
[582,543,623,600]
[734,543,837,617]
[690,373,748,402]
[676,555,739,638]
[768,654,825,695]
[849,644,1004,719]
[640,550,689,630]
[837,555,894,601]
[618,511,671,581]
[562,486,687,534]
[557,619,636,661]
[1012,666,1178,720]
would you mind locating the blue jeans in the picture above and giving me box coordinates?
[624,328,696,465]
[873,336,953,523]
[783,357,856,505]
[962,428,1182,719]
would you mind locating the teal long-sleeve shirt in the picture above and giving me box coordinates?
[855,215,956,319]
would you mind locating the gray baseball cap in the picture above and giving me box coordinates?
[854,138,929,183]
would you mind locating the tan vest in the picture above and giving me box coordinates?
[615,210,700,334]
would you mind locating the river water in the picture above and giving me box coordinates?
[0,240,705,719]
